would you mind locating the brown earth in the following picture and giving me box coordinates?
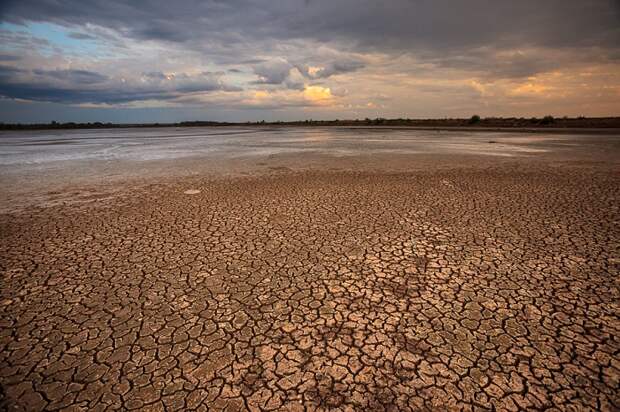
[0,157,619,410]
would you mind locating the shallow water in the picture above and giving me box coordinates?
[0,126,573,168]
[1,126,618,184]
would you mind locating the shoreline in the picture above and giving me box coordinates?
[2,146,618,214]
[2,119,620,134]
[2,125,620,136]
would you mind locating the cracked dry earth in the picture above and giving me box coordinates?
[1,164,619,411]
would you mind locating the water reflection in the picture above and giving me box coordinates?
[0,126,571,169]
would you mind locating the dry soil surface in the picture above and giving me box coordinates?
[1,158,619,410]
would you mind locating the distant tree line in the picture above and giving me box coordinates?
[1,116,618,130]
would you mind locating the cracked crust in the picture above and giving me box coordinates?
[0,164,619,411]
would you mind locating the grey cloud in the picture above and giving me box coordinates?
[0,82,178,104]
[419,45,620,81]
[251,56,365,87]
[1,1,617,53]
[33,69,109,84]
[132,22,192,43]
[68,32,96,40]
[0,28,51,50]
[142,71,168,80]
[0,67,240,104]
[283,80,304,91]
[295,0,620,51]
[239,59,267,65]
[252,60,293,84]
[0,0,617,84]
[0,65,24,76]
[0,54,21,61]
[317,60,365,78]
[0,81,234,104]
[297,59,365,79]
[417,50,556,80]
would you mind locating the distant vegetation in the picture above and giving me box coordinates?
[469,115,481,124]
[1,117,619,130]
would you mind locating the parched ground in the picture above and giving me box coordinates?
[0,163,619,411]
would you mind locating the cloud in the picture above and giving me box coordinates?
[236,86,335,109]
[0,0,618,118]
[68,32,96,40]
[297,58,365,79]
[303,86,333,104]
[2,2,617,52]
[0,65,23,76]
[0,53,21,61]
[509,82,552,97]
[2,1,617,57]
[252,59,293,85]
[132,23,192,43]
[0,66,240,104]
[33,69,108,84]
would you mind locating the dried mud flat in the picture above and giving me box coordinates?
[1,160,619,411]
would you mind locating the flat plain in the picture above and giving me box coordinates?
[0,128,619,411]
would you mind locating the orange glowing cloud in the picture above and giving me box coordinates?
[510,82,551,96]
[253,90,270,99]
[303,86,333,104]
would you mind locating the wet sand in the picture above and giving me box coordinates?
[0,130,619,410]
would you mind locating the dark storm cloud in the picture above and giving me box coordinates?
[32,69,109,84]
[0,81,233,105]
[1,0,618,52]
[0,82,178,104]
[0,54,21,61]
[0,67,239,104]
[133,23,193,43]
[305,1,619,50]
[0,65,23,76]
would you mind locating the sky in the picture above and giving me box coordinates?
[0,0,619,123]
